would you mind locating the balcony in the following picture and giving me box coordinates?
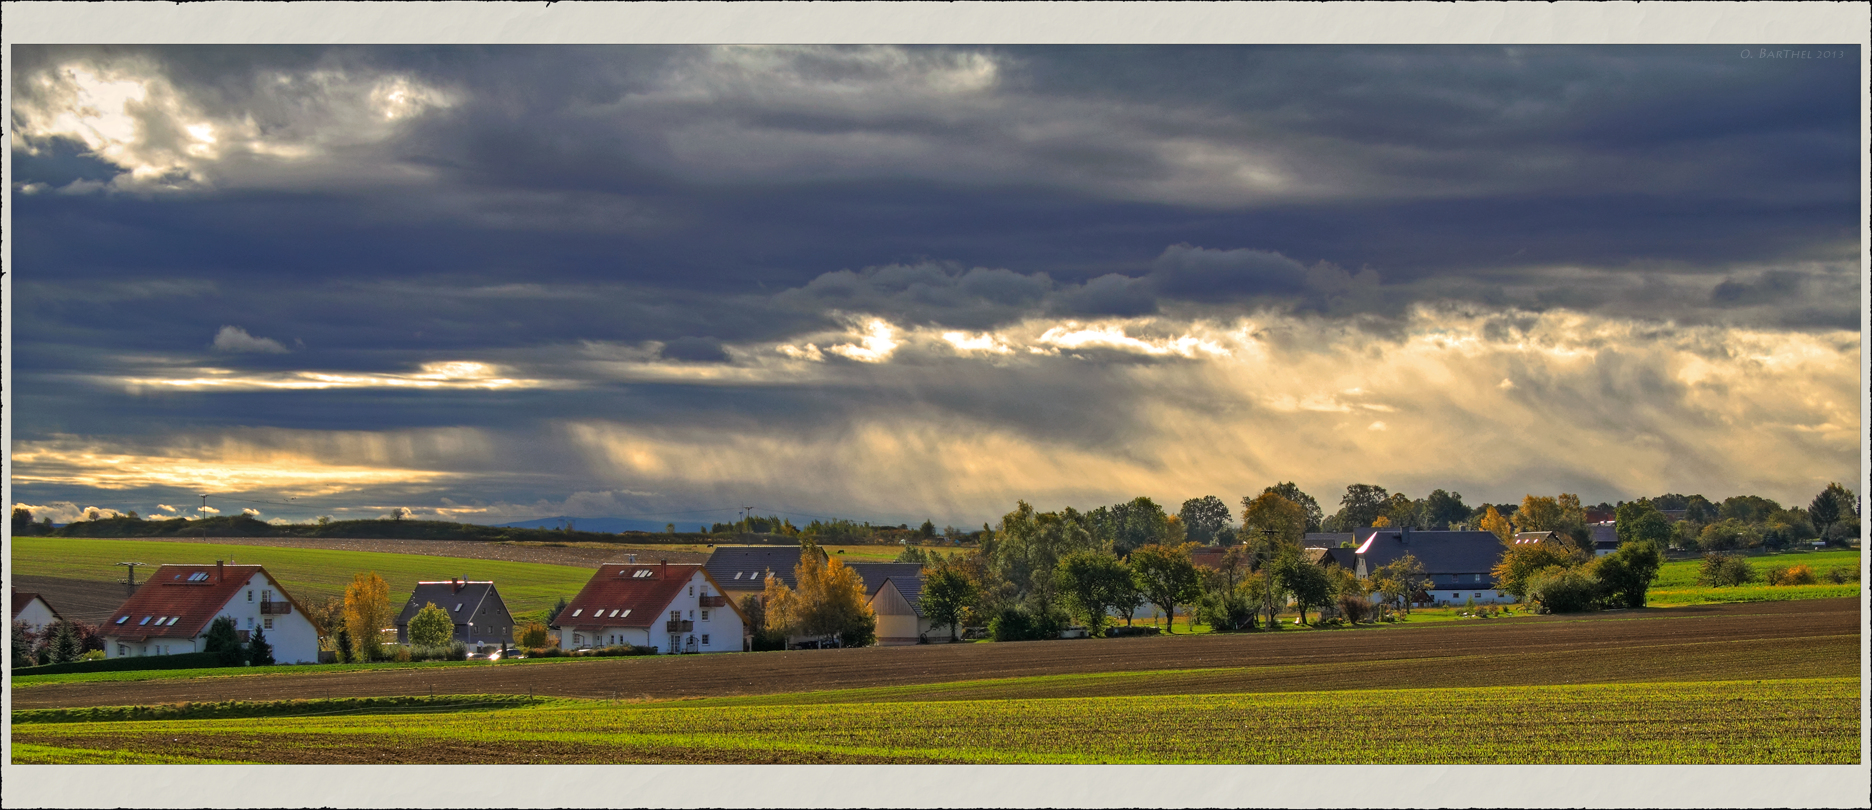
[698,595,728,608]
[259,601,291,615]
[665,620,693,632]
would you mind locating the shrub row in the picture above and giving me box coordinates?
[12,650,223,676]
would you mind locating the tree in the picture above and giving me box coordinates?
[247,626,274,666]
[1087,497,1175,557]
[1334,484,1391,529]
[1052,550,1131,638]
[1614,501,1673,547]
[343,571,394,662]
[1372,554,1431,614]
[48,620,83,664]
[1808,483,1852,542]
[1178,496,1234,545]
[764,541,876,647]
[1128,543,1201,633]
[1241,569,1287,630]
[1697,552,1757,587]
[918,519,936,538]
[204,616,245,666]
[1379,493,1418,530]
[546,597,569,626]
[408,602,454,647]
[1513,494,1587,540]
[1717,495,1781,524]
[1420,489,1469,529]
[1525,567,1599,613]
[11,622,34,668]
[1477,506,1514,544]
[1271,552,1334,625]
[518,621,551,649]
[1240,492,1308,546]
[921,563,977,642]
[1262,483,1324,532]
[1490,542,1577,602]
[12,506,34,535]
[1698,519,1759,551]
[1590,540,1663,609]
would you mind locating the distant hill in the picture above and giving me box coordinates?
[497,516,703,534]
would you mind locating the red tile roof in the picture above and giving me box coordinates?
[553,563,748,631]
[102,564,304,642]
[13,591,61,621]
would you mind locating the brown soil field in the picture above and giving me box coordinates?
[14,597,1858,710]
[76,535,709,568]
[10,575,138,623]
[14,730,956,764]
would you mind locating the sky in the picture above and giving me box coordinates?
[5,44,1863,529]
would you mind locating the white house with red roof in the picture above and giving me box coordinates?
[12,591,64,634]
[552,561,746,654]
[100,561,319,663]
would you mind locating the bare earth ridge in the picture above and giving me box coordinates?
[13,597,1859,710]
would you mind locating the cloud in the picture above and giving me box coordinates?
[156,503,178,512]
[211,326,289,354]
[118,360,560,392]
[658,337,730,363]
[242,507,261,516]
[196,506,221,514]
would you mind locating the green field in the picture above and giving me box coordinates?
[10,655,611,688]
[12,678,1856,764]
[1645,549,1863,606]
[1651,548,1861,589]
[11,536,598,616]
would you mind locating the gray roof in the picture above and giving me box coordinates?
[703,546,825,589]
[1305,547,1359,570]
[1356,530,1505,577]
[1591,523,1620,548]
[396,581,509,627]
[847,562,925,616]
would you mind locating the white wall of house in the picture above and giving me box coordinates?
[561,570,746,654]
[1429,589,1516,605]
[870,581,933,644]
[14,598,60,634]
[102,571,320,663]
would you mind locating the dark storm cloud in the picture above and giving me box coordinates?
[7,44,1860,523]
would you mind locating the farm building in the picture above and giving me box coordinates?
[1355,529,1515,605]
[99,562,319,663]
[552,561,746,654]
[394,579,515,648]
[12,591,63,634]
[845,562,949,644]
[1589,523,1620,556]
[1306,546,1359,571]
[703,545,827,605]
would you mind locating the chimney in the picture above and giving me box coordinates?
[452,577,462,593]
[661,559,669,579]
[628,553,636,564]
[216,560,224,582]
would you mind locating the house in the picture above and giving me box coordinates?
[12,592,63,634]
[702,545,828,605]
[1305,547,1359,572]
[394,579,515,648]
[1305,529,1383,548]
[99,562,319,663]
[1354,529,1514,605]
[551,561,746,654]
[845,562,950,644]
[1511,530,1564,547]
[1589,523,1620,556]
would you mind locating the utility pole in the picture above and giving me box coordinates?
[116,561,146,597]
[741,506,755,533]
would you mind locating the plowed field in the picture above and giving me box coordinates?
[14,597,1858,710]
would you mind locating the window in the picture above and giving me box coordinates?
[609,609,620,618]
[247,617,254,629]
[117,644,127,657]
[571,609,582,617]
[621,609,630,618]
[139,616,151,626]
[688,585,694,596]
[701,634,710,645]
[700,610,709,621]
[454,603,463,612]
[670,611,681,622]
[687,610,694,620]
[115,616,128,624]
[263,589,272,601]
[248,590,254,602]
[264,617,274,629]
[734,572,743,580]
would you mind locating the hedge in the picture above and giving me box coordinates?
[13,650,224,676]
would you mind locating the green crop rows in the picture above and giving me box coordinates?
[12,536,595,615]
[14,678,1858,764]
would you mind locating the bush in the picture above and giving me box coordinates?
[1824,567,1860,584]
[517,622,551,649]
[1770,564,1817,586]
[987,606,1068,641]
[524,646,565,658]
[409,641,468,662]
[1697,552,1758,587]
[203,616,245,667]
[572,644,658,657]
[390,645,412,663]
[1194,591,1257,632]
[1105,625,1161,638]
[1526,567,1600,613]
[1336,593,1372,624]
[17,650,223,675]
[750,628,788,651]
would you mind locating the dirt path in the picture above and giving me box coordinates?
[14,598,1858,710]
